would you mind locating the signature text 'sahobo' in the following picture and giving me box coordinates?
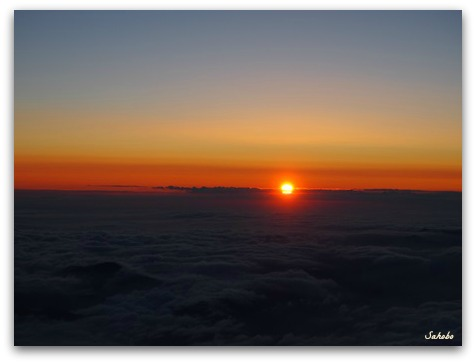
[425,331,454,340]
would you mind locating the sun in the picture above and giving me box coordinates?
[281,183,294,195]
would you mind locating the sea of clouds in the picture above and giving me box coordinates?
[14,190,462,345]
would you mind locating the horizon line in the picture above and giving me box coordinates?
[13,186,462,194]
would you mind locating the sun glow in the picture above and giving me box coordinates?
[281,183,294,195]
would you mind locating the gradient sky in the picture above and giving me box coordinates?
[14,11,462,190]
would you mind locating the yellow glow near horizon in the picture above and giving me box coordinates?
[281,183,294,195]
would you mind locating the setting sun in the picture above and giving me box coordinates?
[281,183,294,195]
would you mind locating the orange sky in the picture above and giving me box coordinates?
[14,158,461,191]
[14,11,462,191]
[14,104,462,191]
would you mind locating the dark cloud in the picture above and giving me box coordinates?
[14,190,461,345]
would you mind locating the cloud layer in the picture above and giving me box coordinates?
[14,190,462,345]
